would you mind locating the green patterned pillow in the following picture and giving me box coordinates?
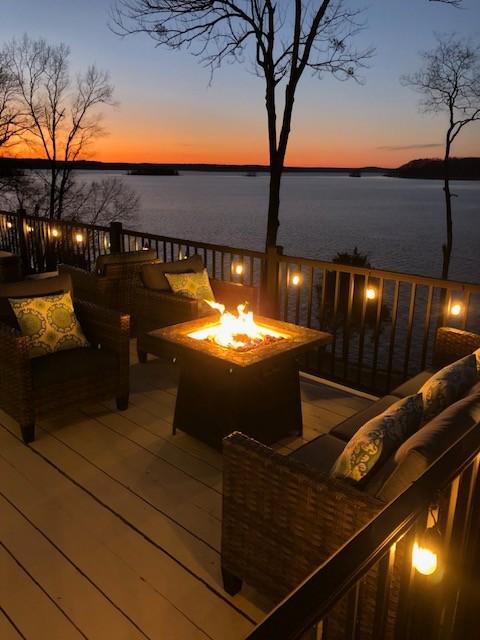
[420,354,477,422]
[165,269,215,302]
[9,292,89,358]
[331,394,424,484]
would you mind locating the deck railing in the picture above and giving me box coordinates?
[245,421,480,640]
[1,209,479,394]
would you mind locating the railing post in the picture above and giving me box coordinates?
[17,208,31,275]
[109,221,123,253]
[261,244,283,318]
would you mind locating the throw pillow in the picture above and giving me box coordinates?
[420,354,477,422]
[331,393,424,484]
[141,254,204,291]
[165,269,215,302]
[9,292,89,358]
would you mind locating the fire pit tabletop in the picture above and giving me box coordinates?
[148,315,332,368]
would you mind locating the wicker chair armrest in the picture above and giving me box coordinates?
[74,300,130,354]
[434,326,480,367]
[0,320,31,366]
[211,279,259,312]
[222,432,382,601]
[0,321,33,421]
[134,285,200,330]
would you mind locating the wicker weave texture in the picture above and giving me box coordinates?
[0,299,130,442]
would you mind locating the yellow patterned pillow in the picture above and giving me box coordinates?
[165,269,215,302]
[9,292,89,358]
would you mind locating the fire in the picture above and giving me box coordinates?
[188,300,285,351]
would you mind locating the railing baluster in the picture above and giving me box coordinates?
[295,264,302,325]
[343,273,355,382]
[330,270,341,378]
[403,283,417,380]
[306,267,314,328]
[386,281,400,392]
[356,274,369,386]
[370,278,385,390]
[421,285,434,370]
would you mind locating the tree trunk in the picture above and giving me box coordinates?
[265,160,282,250]
[441,140,453,280]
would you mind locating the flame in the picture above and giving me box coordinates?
[189,300,285,351]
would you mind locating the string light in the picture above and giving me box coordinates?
[290,272,302,287]
[75,232,84,244]
[449,302,463,317]
[232,262,244,276]
[366,287,377,301]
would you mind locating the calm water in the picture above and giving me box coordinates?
[77,171,480,283]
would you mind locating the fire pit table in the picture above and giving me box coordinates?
[146,314,331,449]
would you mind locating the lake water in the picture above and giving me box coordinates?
[76,170,480,283]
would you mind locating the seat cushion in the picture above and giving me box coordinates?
[331,394,424,484]
[289,434,346,471]
[391,371,433,398]
[420,354,477,422]
[330,395,399,441]
[9,292,89,358]
[95,249,157,275]
[141,254,204,291]
[376,382,480,502]
[32,347,116,389]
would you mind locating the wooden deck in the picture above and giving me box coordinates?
[0,342,373,640]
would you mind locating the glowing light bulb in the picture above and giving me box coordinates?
[366,287,377,300]
[51,228,59,238]
[75,232,84,244]
[233,263,244,276]
[412,542,438,576]
[450,303,463,317]
[6,221,13,229]
[291,273,302,287]
[26,225,33,233]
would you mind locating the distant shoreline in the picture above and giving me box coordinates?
[0,156,387,174]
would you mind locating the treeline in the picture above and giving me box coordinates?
[0,157,387,175]
[390,157,480,180]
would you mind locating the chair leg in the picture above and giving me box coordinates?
[116,394,129,411]
[21,423,35,444]
[137,348,147,363]
[222,567,242,596]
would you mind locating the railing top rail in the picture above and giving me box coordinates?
[0,210,110,234]
[122,226,266,259]
[247,419,480,639]
[279,251,480,292]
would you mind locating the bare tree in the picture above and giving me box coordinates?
[0,56,25,148]
[63,176,139,226]
[112,1,375,250]
[3,36,115,220]
[112,1,463,252]
[402,34,480,279]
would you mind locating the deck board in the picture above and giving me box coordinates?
[0,344,372,640]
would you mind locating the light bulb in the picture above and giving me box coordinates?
[412,542,438,576]
[75,233,84,243]
[450,303,463,317]
[366,287,377,300]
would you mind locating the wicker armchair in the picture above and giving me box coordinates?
[0,273,130,444]
[221,327,480,637]
[58,249,160,318]
[135,264,259,362]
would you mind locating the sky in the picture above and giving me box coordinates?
[1,0,479,168]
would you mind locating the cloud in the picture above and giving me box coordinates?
[377,143,442,151]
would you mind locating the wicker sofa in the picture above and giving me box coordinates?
[135,254,259,362]
[221,326,480,636]
[0,273,130,443]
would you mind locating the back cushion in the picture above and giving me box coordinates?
[95,249,158,275]
[0,273,73,328]
[141,254,204,291]
[376,382,480,502]
[331,394,424,485]
[420,354,477,422]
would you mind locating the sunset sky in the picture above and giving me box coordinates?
[1,0,479,168]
